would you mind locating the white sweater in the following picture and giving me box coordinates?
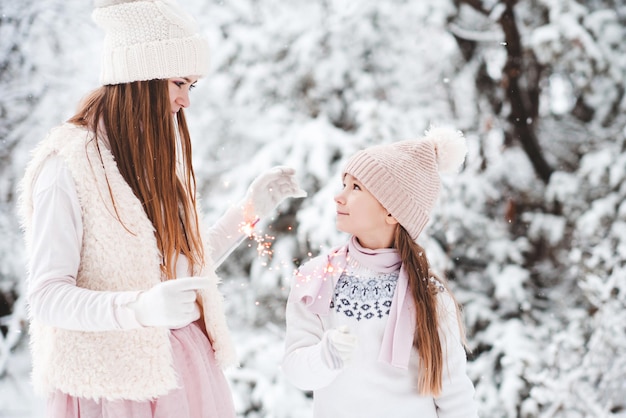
[19,123,242,400]
[27,154,246,332]
[282,242,479,418]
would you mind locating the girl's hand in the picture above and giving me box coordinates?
[321,326,358,369]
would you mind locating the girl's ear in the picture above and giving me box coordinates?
[385,213,399,225]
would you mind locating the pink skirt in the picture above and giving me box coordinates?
[46,322,236,418]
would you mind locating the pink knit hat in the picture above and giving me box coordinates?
[343,126,467,240]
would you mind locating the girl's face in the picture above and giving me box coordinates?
[334,173,398,249]
[168,76,199,114]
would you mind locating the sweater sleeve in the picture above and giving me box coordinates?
[434,292,480,418]
[281,276,342,391]
[27,155,143,331]
[204,204,248,268]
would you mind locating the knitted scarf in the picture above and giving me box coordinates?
[292,236,416,369]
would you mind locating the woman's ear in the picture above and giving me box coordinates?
[385,213,399,225]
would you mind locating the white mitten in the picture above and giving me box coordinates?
[243,166,307,221]
[128,276,212,329]
[321,326,358,369]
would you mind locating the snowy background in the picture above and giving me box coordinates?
[1,0,626,417]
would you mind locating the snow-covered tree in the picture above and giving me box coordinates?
[447,0,626,415]
[1,0,625,416]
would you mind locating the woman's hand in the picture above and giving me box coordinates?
[128,277,212,329]
[243,166,307,221]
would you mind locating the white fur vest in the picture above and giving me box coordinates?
[18,123,237,401]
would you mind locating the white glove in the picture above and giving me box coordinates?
[243,166,307,221]
[128,276,212,329]
[321,326,358,369]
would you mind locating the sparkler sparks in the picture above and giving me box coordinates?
[253,231,276,260]
[237,218,278,260]
[239,218,259,237]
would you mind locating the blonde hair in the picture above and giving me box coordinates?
[394,225,467,396]
[68,79,205,278]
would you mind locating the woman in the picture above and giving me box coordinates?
[18,0,305,416]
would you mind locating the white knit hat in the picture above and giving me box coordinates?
[92,0,209,85]
[343,126,467,241]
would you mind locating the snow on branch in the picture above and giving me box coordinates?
[448,22,503,43]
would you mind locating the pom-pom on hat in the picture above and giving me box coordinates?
[92,0,209,85]
[343,126,467,241]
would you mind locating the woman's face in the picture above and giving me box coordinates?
[168,76,199,114]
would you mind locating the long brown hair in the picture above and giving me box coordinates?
[394,225,467,396]
[68,80,205,279]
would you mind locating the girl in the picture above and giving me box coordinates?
[18,1,305,417]
[282,127,479,417]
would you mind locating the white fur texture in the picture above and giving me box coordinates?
[424,126,467,173]
[18,123,237,401]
